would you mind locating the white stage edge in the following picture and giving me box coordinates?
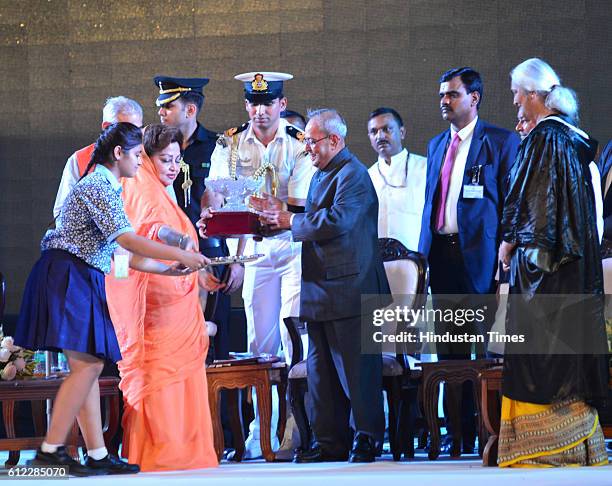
[2,450,611,485]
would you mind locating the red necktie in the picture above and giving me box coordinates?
[435,133,461,231]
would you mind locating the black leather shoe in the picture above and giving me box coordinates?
[293,446,348,463]
[440,436,462,457]
[29,447,107,477]
[348,434,376,463]
[84,454,140,474]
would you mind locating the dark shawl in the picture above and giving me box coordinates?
[501,116,609,405]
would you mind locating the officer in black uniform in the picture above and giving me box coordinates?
[154,76,241,362]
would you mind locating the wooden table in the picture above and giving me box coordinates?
[207,361,287,462]
[0,376,121,467]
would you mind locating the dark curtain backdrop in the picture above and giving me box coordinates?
[1,0,610,313]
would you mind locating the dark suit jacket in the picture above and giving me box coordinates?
[292,147,391,322]
[173,123,220,251]
[597,140,612,238]
[418,119,520,293]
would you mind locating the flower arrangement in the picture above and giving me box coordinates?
[0,336,35,380]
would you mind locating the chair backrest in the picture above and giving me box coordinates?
[378,238,428,367]
[282,317,306,369]
[378,238,427,309]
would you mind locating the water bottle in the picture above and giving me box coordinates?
[33,351,46,377]
[58,353,70,373]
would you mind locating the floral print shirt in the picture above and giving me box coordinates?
[42,164,133,273]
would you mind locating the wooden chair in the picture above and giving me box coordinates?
[421,358,498,459]
[284,239,428,460]
[378,238,428,460]
[283,317,310,453]
[283,319,409,458]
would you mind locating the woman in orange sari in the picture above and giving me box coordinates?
[106,124,220,471]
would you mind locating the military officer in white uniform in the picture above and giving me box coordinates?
[206,72,315,459]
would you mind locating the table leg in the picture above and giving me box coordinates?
[227,388,244,461]
[481,378,501,466]
[255,378,275,462]
[2,401,20,467]
[423,375,441,460]
[31,400,46,436]
[103,395,120,456]
[471,374,486,458]
[208,382,225,462]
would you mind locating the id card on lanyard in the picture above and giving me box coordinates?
[463,164,484,199]
[113,247,130,279]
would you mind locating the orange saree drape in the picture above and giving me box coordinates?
[106,153,217,471]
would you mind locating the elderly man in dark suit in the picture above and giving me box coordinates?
[255,108,391,463]
[418,67,520,455]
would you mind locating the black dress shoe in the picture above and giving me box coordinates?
[293,446,348,463]
[440,437,462,457]
[348,434,376,463]
[84,454,140,474]
[29,447,107,477]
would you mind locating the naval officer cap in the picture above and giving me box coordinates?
[235,72,293,103]
[153,76,209,107]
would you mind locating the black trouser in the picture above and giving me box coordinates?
[428,233,494,446]
[306,317,384,455]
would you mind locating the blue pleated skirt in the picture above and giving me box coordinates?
[15,249,122,362]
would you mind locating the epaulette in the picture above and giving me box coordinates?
[286,125,305,143]
[216,122,250,147]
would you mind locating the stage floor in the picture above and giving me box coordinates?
[2,450,611,485]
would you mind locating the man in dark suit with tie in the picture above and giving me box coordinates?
[255,108,391,463]
[418,67,520,455]
[598,141,612,241]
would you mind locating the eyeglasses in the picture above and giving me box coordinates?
[303,135,330,147]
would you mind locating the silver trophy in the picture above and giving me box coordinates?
[204,176,264,237]
[204,176,263,212]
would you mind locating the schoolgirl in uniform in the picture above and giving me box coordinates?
[15,122,215,476]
